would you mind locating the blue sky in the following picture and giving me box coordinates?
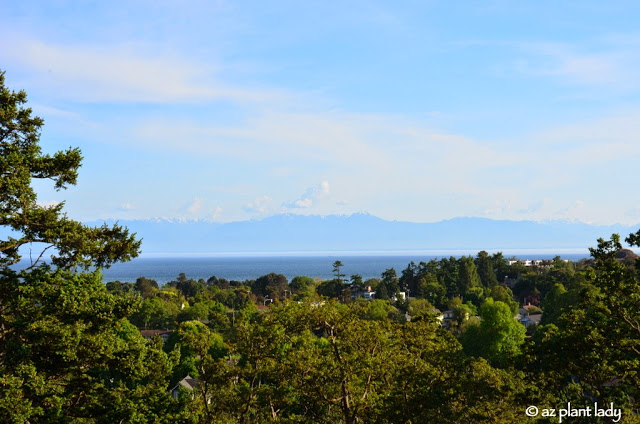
[3,1,640,225]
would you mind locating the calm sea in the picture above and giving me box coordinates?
[93,251,591,285]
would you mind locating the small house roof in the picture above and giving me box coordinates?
[520,314,542,324]
[171,375,199,392]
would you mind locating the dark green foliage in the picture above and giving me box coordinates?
[105,279,136,294]
[539,282,581,325]
[399,261,418,296]
[458,256,482,299]
[135,276,159,298]
[512,274,542,305]
[349,273,363,288]
[317,278,346,299]
[531,232,640,416]
[381,267,399,298]
[251,272,289,300]
[512,259,582,308]
[476,250,499,287]
[491,252,511,283]
[385,329,525,423]
[185,300,530,423]
[166,272,204,298]
[207,275,230,289]
[375,280,389,300]
[0,268,175,422]
[416,273,447,309]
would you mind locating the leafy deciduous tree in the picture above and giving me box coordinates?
[462,298,525,368]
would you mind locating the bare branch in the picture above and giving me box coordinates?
[25,244,54,270]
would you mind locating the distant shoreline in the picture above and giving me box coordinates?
[134,248,595,258]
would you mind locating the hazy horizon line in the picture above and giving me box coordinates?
[85,213,640,227]
[133,248,597,259]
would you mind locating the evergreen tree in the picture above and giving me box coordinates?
[439,256,460,298]
[381,268,399,298]
[0,72,140,268]
[332,260,346,281]
[0,70,176,421]
[475,250,499,288]
[458,256,482,299]
[349,273,363,289]
[399,261,418,296]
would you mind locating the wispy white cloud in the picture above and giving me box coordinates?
[186,197,203,214]
[52,90,640,225]
[283,181,330,209]
[31,104,80,119]
[118,203,136,211]
[6,18,640,226]
[127,102,640,223]
[243,196,273,214]
[1,37,283,104]
[518,198,551,215]
[531,111,640,150]
[131,110,396,167]
[553,200,587,223]
[511,40,640,89]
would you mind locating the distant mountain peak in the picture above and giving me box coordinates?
[86,214,638,254]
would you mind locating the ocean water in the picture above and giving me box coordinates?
[96,251,591,285]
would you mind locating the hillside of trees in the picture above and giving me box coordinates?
[1,70,639,423]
